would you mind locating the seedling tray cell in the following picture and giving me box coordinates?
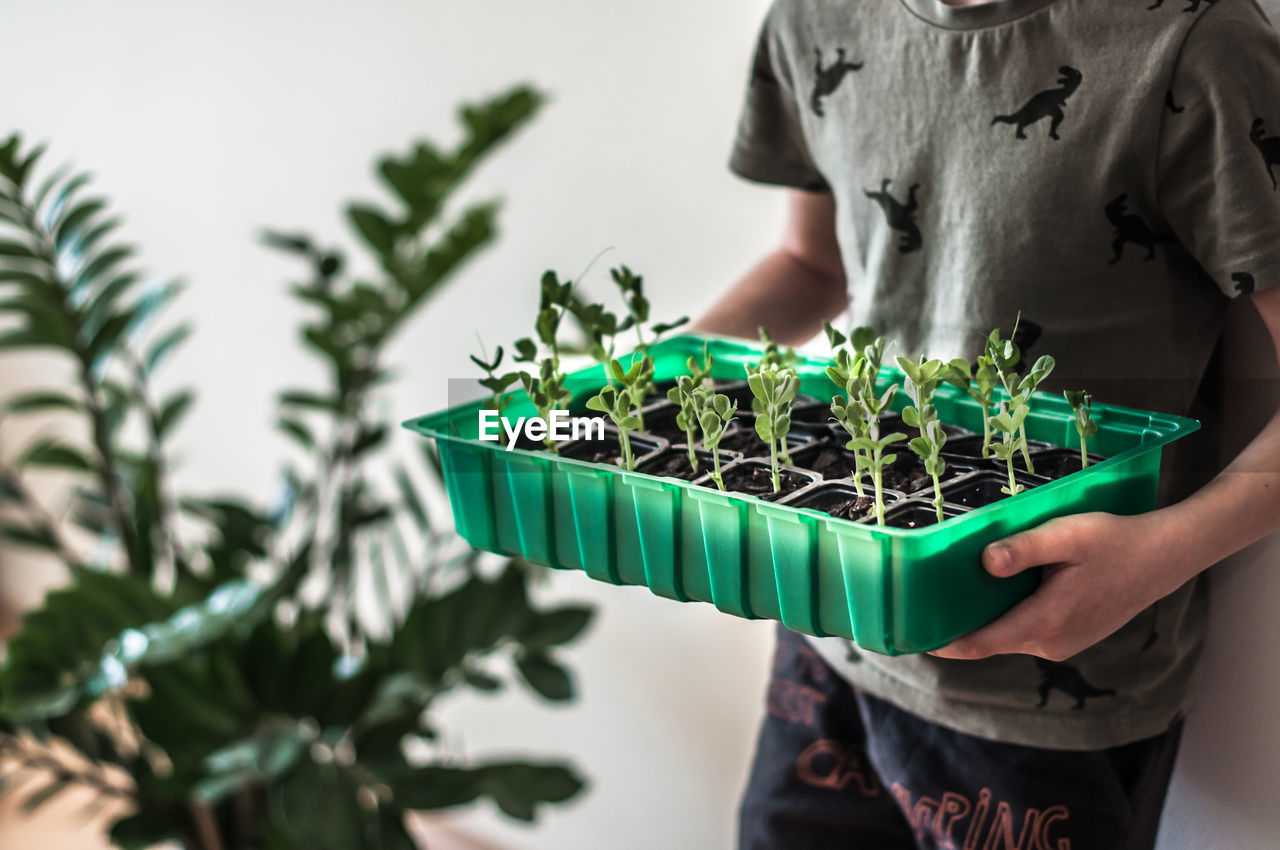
[404,334,1199,655]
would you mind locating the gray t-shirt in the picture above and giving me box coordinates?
[730,0,1280,749]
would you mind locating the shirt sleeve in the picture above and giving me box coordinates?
[1157,0,1280,299]
[728,4,830,192]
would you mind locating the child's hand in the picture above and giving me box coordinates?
[927,511,1192,662]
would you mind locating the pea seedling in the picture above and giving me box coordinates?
[985,322,1054,474]
[850,376,906,525]
[1065,389,1098,469]
[609,354,653,442]
[666,350,717,473]
[668,375,703,473]
[514,271,576,450]
[611,264,688,418]
[584,357,653,471]
[746,363,801,492]
[827,349,871,495]
[693,386,737,491]
[944,355,999,457]
[686,345,715,388]
[988,398,1030,497]
[824,322,882,494]
[470,343,519,417]
[571,297,633,367]
[758,326,803,370]
[897,355,951,522]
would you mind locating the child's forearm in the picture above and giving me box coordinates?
[688,248,847,346]
[1156,404,1280,582]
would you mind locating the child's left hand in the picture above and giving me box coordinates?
[927,510,1190,662]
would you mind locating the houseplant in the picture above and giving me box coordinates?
[0,84,593,850]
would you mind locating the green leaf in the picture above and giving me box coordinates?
[279,390,344,415]
[515,651,574,701]
[0,238,40,259]
[347,203,398,256]
[392,765,484,811]
[74,245,134,290]
[156,390,195,439]
[277,416,315,449]
[478,761,586,822]
[142,322,192,371]
[519,606,594,648]
[259,230,313,255]
[5,390,83,415]
[53,198,106,251]
[0,522,58,552]
[18,440,96,474]
[195,726,308,805]
[462,667,503,692]
[109,811,179,850]
[85,309,138,372]
[395,466,430,530]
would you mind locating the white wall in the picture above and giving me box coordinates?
[3,2,1279,849]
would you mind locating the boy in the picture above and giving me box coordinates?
[689,0,1280,847]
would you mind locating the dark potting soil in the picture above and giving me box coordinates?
[722,465,811,502]
[637,449,726,482]
[880,453,957,497]
[943,472,1042,509]
[637,405,692,445]
[941,434,987,459]
[1009,441,1058,473]
[819,494,876,521]
[717,427,812,458]
[559,434,625,466]
[1021,450,1102,481]
[885,504,946,530]
[801,444,859,481]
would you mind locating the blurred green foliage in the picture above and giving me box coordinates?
[0,84,594,850]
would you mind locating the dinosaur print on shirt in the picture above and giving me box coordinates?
[1106,193,1173,263]
[810,48,863,117]
[865,178,922,254]
[1251,118,1280,190]
[992,66,1083,141]
[1233,272,1256,295]
[1034,660,1117,710]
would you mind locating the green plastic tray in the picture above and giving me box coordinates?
[403,335,1199,655]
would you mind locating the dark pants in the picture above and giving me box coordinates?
[738,624,1183,850]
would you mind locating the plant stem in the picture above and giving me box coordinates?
[23,205,144,574]
[128,354,191,589]
[769,438,780,493]
[710,444,725,490]
[684,431,699,473]
[0,458,78,565]
[618,427,634,471]
[932,473,944,524]
[1018,422,1035,473]
[980,403,992,458]
[873,457,885,525]
[1006,455,1019,497]
[1080,432,1090,469]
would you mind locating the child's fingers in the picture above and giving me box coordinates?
[982,516,1087,577]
